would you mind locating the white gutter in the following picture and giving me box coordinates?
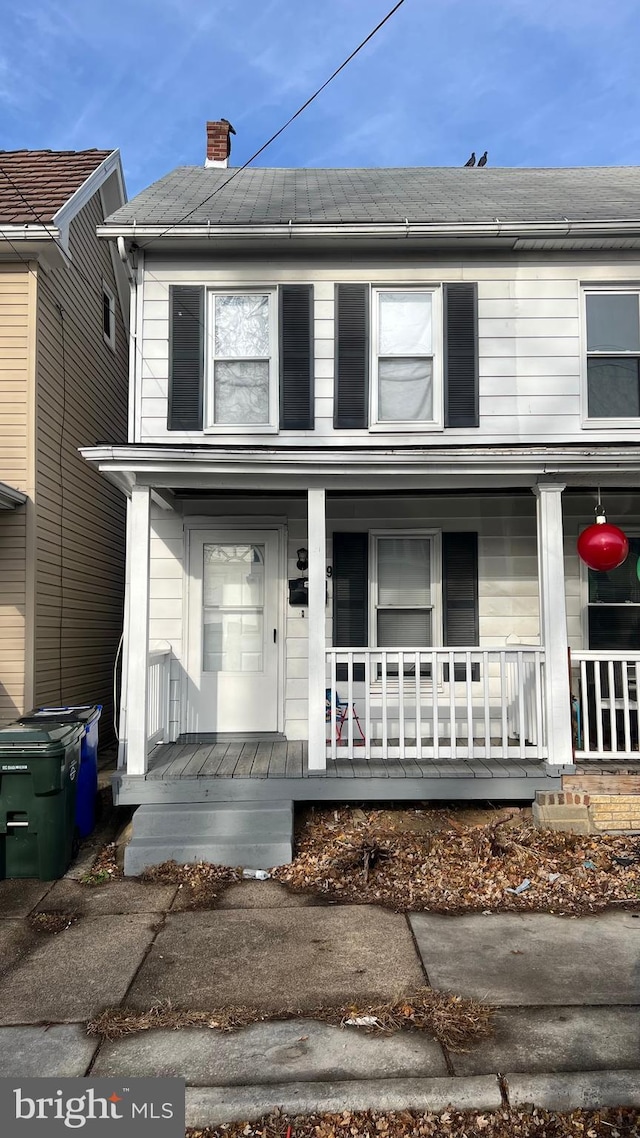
[96,218,640,243]
[0,225,61,242]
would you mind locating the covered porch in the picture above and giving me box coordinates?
[81,444,640,803]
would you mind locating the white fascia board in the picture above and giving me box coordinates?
[53,149,125,255]
[0,480,27,509]
[80,444,640,489]
[96,218,640,244]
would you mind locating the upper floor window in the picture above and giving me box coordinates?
[335,282,477,432]
[207,291,277,430]
[168,284,313,434]
[102,283,115,351]
[584,289,640,422]
[371,289,442,428]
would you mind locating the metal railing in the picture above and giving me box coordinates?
[325,647,547,764]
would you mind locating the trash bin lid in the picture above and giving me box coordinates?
[0,720,84,755]
[22,705,102,727]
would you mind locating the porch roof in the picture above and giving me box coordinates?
[81,443,640,495]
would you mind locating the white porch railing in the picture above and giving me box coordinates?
[326,647,547,763]
[572,651,640,761]
[147,647,171,749]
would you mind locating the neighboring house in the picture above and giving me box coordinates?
[0,149,129,733]
[83,122,640,869]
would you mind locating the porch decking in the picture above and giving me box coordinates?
[113,736,566,806]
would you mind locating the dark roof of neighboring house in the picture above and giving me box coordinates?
[104,165,640,228]
[0,149,114,224]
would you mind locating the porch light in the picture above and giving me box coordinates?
[296,547,308,571]
[577,501,629,573]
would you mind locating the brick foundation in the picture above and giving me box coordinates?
[534,786,640,834]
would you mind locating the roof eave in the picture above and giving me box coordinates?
[0,481,27,509]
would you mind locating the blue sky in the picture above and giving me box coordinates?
[2,0,640,198]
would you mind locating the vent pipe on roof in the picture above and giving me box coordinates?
[205,120,235,168]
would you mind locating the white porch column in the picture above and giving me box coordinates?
[534,483,573,766]
[126,484,151,775]
[307,488,327,770]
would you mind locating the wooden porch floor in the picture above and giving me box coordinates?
[145,737,551,781]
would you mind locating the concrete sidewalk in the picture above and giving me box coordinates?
[0,877,639,1125]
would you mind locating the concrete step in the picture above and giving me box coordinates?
[123,800,294,877]
[130,801,292,839]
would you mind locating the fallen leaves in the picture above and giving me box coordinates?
[272,807,640,915]
[186,1106,640,1137]
[140,859,240,907]
[87,987,493,1052]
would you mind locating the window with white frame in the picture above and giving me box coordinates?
[584,290,640,420]
[371,288,442,427]
[373,534,438,646]
[102,283,115,351]
[206,291,276,429]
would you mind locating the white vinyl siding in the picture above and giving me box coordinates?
[139,256,640,447]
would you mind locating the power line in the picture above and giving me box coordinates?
[143,0,407,244]
[0,0,408,389]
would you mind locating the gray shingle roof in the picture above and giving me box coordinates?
[105,165,640,228]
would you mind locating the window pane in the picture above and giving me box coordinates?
[379,292,432,355]
[587,358,640,418]
[203,611,263,671]
[203,544,264,607]
[378,358,433,421]
[102,292,112,338]
[589,537,640,603]
[202,543,265,672]
[586,293,640,352]
[378,538,431,605]
[214,360,269,424]
[588,606,640,651]
[377,609,432,647]
[215,294,270,356]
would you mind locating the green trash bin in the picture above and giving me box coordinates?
[0,720,83,880]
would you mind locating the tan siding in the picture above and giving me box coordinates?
[34,193,128,737]
[0,265,32,723]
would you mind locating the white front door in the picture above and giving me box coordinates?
[186,530,280,733]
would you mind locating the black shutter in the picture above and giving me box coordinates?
[443,532,479,645]
[444,283,478,428]
[333,532,368,647]
[168,286,204,430]
[279,285,313,429]
[335,284,369,428]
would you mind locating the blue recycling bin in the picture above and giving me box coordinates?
[19,706,102,839]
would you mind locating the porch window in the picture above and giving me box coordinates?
[588,535,640,650]
[371,289,442,428]
[206,291,276,429]
[584,290,640,421]
[374,535,437,645]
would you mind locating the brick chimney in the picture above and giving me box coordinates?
[205,120,234,168]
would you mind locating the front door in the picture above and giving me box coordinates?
[186,530,280,733]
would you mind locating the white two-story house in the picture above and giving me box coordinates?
[83,122,640,870]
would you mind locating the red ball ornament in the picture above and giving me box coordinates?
[577,516,629,572]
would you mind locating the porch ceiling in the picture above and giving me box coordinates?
[81,444,640,496]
